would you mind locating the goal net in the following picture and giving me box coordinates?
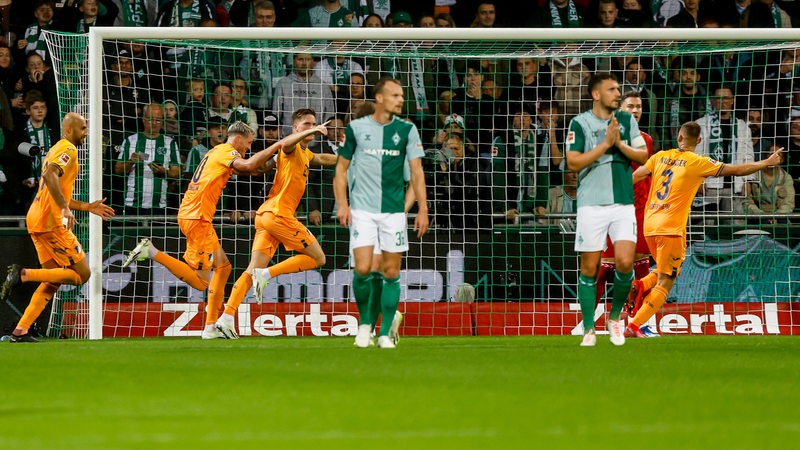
[43,27,800,339]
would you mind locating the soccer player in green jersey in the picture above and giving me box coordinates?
[565,73,648,347]
[334,77,429,349]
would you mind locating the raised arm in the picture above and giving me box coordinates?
[632,164,652,184]
[566,118,617,172]
[310,152,338,166]
[719,148,783,177]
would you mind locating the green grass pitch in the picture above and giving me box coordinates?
[2,335,798,449]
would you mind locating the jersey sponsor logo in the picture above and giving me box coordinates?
[58,153,71,165]
[708,158,720,165]
[567,131,575,145]
[491,146,499,157]
[364,148,401,156]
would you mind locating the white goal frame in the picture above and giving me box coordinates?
[85,27,800,339]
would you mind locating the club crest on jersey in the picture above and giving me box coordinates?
[392,132,400,146]
[567,131,576,144]
[59,153,71,165]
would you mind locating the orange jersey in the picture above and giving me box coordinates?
[26,139,79,233]
[178,143,240,221]
[258,144,314,218]
[644,149,723,237]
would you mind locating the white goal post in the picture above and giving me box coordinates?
[75,27,800,339]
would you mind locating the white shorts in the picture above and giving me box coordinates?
[574,204,637,252]
[350,209,408,254]
[348,229,382,268]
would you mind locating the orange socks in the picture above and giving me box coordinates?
[631,285,668,327]
[153,251,209,291]
[640,272,658,292]
[23,268,81,285]
[224,272,252,317]
[206,262,232,324]
[17,282,59,331]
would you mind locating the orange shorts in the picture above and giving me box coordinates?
[645,235,686,278]
[178,219,219,270]
[30,227,85,267]
[253,212,317,256]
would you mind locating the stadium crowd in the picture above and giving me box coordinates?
[0,0,798,227]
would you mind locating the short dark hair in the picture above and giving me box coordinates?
[292,108,317,124]
[680,121,701,141]
[24,90,46,108]
[621,90,642,103]
[588,73,617,97]
[372,77,400,98]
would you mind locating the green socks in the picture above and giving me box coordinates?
[578,274,597,332]
[352,272,372,326]
[610,269,633,321]
[378,276,400,337]
[368,271,384,333]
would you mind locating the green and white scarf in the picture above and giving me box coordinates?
[120,0,148,27]
[171,0,203,27]
[708,111,737,164]
[549,0,580,27]
[770,3,782,28]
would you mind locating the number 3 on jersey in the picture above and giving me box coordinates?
[656,169,674,200]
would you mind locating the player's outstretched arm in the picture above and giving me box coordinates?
[280,121,330,153]
[719,147,783,177]
[310,153,338,166]
[70,197,115,221]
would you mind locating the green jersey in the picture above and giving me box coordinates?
[567,109,645,207]
[339,116,424,213]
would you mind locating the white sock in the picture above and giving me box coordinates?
[253,268,273,281]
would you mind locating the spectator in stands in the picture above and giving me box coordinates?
[273,52,336,137]
[179,78,209,145]
[418,13,436,28]
[665,0,704,27]
[537,100,566,174]
[314,50,364,96]
[662,62,708,149]
[451,60,494,158]
[114,103,181,215]
[11,52,56,132]
[716,0,775,27]
[743,145,794,223]
[230,77,259,132]
[471,2,497,27]
[307,115,344,225]
[104,48,149,149]
[435,12,456,27]
[208,82,234,124]
[748,107,774,161]
[123,41,172,104]
[507,57,550,120]
[336,71,367,119]
[238,0,287,111]
[14,90,54,210]
[495,106,549,225]
[255,111,281,151]
[115,0,150,27]
[17,0,54,61]
[695,85,755,224]
[0,45,15,101]
[156,0,215,27]
[482,75,508,124]
[621,59,658,140]
[617,0,654,27]
[431,133,490,229]
[527,0,585,27]
[64,0,119,32]
[764,48,800,130]
[545,170,578,227]
[760,0,792,28]
[162,99,181,137]
[293,0,356,27]
[593,0,620,27]
[784,114,800,208]
[362,13,384,27]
